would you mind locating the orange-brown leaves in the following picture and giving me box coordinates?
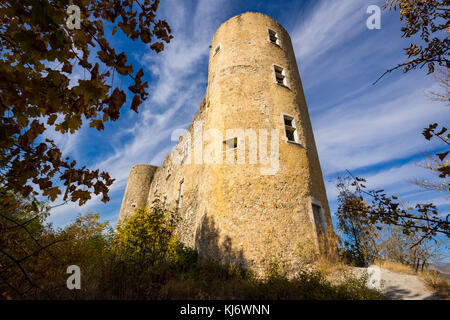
[0,0,171,206]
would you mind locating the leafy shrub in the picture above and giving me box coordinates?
[419,270,450,299]
[1,201,384,300]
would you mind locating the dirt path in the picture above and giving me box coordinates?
[353,266,439,300]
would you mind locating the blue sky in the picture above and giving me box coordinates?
[45,0,449,255]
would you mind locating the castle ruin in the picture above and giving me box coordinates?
[118,12,333,272]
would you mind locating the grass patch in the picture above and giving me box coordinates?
[374,260,449,299]
[419,270,450,299]
[374,260,416,275]
[1,205,385,300]
[86,259,385,300]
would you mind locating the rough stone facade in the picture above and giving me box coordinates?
[117,12,333,273]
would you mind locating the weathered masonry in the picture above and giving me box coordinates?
[118,12,333,273]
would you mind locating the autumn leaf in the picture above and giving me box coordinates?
[43,187,62,202]
[437,151,449,161]
[131,95,141,113]
[89,119,105,131]
[0,0,172,208]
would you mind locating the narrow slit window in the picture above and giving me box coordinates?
[223,137,238,150]
[283,115,297,143]
[268,29,279,46]
[213,44,221,56]
[274,66,286,86]
[178,179,184,208]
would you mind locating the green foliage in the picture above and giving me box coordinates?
[420,123,450,193]
[381,1,449,187]
[338,172,449,248]
[379,225,442,272]
[0,201,384,300]
[0,188,53,296]
[109,201,198,285]
[0,196,111,298]
[335,173,447,274]
[335,177,379,267]
[114,202,181,263]
[232,268,382,300]
[0,2,172,296]
[419,269,450,298]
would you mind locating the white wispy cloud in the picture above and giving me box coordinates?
[287,0,449,211]
[48,0,230,225]
[315,78,447,174]
[291,0,369,66]
[48,0,449,227]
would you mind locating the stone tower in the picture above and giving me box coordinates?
[118,12,333,272]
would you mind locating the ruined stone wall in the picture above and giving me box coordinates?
[195,12,333,271]
[117,164,158,225]
[117,12,333,273]
[145,104,210,248]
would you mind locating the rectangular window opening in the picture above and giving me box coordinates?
[286,129,295,142]
[284,117,293,127]
[213,44,220,56]
[283,115,297,143]
[274,66,286,86]
[268,29,279,45]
